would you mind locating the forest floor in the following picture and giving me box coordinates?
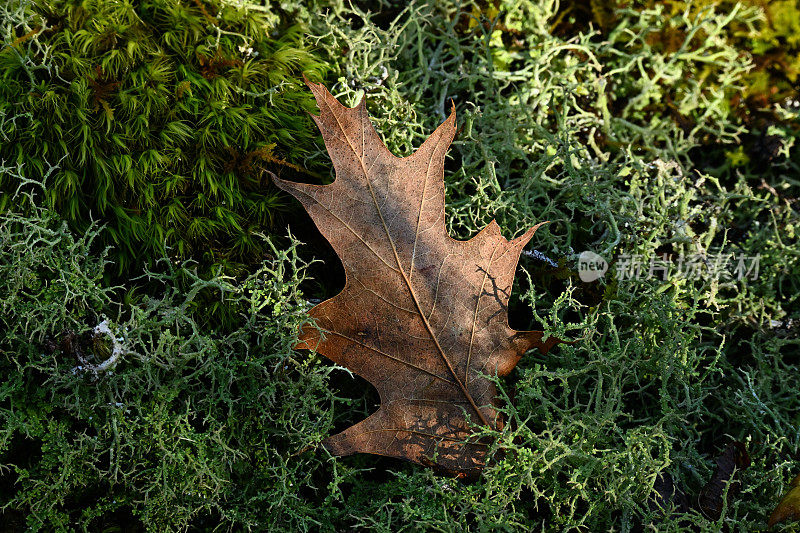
[1,0,798,531]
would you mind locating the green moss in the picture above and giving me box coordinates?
[0,0,329,274]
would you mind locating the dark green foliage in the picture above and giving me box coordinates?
[0,0,328,273]
[1,0,799,531]
[0,196,347,531]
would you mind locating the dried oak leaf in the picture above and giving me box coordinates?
[698,441,751,520]
[274,80,565,474]
[769,474,800,528]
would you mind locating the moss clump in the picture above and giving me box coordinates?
[0,0,328,273]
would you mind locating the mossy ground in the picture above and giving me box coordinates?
[1,0,798,531]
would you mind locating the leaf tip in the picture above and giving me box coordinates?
[448,99,457,123]
[512,330,573,358]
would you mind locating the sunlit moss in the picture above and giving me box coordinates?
[0,0,329,274]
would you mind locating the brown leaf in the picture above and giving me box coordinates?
[698,441,751,520]
[650,472,690,515]
[274,80,565,474]
[768,474,800,528]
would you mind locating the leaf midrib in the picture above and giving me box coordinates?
[323,99,491,429]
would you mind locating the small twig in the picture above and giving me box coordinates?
[265,158,325,181]
[191,0,218,26]
[522,249,559,268]
[289,444,314,457]
[759,178,779,198]
[8,26,41,50]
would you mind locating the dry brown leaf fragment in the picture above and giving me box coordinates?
[768,473,800,528]
[274,79,565,474]
[698,441,751,520]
